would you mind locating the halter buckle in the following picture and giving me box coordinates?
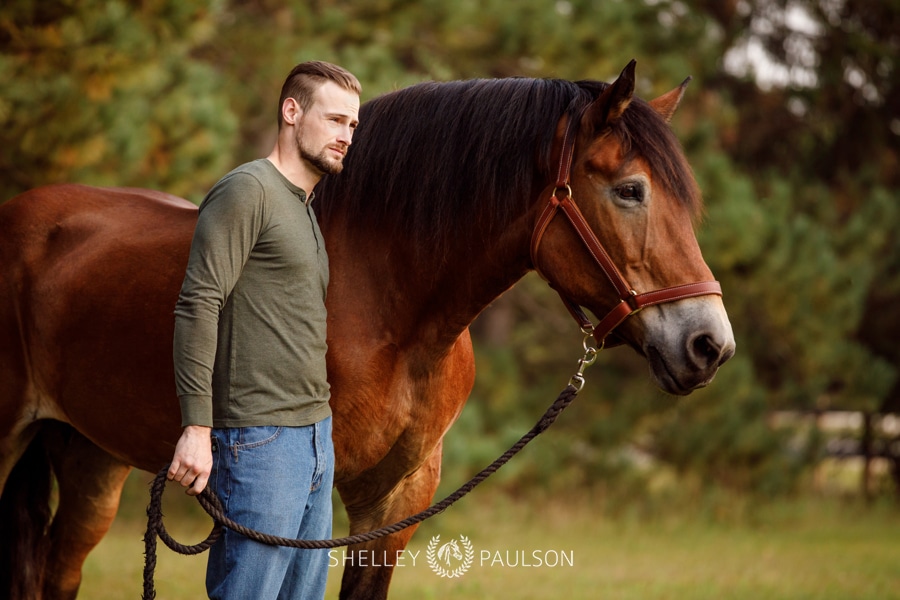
[625,289,641,313]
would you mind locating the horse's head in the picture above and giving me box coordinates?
[531,61,735,395]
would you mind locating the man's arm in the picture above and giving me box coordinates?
[168,172,266,494]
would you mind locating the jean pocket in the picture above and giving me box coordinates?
[233,426,283,451]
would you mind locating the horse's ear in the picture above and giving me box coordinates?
[584,60,636,131]
[649,76,692,123]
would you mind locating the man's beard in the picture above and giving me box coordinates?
[298,134,344,176]
[302,146,344,176]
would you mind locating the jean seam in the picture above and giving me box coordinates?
[310,420,327,492]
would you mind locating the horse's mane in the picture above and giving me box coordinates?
[316,77,700,261]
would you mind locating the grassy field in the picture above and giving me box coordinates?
[79,471,900,599]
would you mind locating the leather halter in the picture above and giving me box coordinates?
[530,106,722,348]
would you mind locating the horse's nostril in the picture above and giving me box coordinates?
[691,333,723,368]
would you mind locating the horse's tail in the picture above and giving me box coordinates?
[0,430,53,599]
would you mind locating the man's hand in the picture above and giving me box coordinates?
[167,425,213,496]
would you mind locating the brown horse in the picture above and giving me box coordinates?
[0,62,734,599]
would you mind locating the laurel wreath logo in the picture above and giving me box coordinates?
[426,534,474,578]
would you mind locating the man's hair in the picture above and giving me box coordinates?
[277,61,361,128]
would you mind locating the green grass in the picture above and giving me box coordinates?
[79,472,900,599]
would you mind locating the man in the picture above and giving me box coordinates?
[167,61,361,599]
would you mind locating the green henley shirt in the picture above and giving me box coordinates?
[173,159,331,428]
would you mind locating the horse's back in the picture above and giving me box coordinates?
[0,183,197,321]
[0,184,198,468]
[1,183,193,247]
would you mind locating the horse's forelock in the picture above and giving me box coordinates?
[614,97,703,219]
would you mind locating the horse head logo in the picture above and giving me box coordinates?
[426,534,474,578]
[437,539,463,566]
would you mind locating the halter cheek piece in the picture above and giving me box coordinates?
[530,105,722,348]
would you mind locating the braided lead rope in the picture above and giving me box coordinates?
[143,383,581,599]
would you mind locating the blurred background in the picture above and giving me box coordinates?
[2,1,898,597]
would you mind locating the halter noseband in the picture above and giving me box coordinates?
[530,105,722,348]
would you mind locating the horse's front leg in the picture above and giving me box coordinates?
[337,442,443,600]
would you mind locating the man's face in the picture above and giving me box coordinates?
[296,81,360,176]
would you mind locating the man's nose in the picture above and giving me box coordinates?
[339,125,354,145]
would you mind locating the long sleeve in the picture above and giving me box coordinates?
[173,173,266,427]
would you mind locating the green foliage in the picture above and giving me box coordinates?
[650,353,810,496]
[0,0,236,202]
[696,161,895,413]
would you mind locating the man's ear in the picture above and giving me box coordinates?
[281,97,303,126]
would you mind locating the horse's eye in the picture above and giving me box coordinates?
[615,183,643,201]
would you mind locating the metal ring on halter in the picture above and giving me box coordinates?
[553,184,572,200]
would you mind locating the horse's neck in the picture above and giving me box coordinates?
[324,217,531,350]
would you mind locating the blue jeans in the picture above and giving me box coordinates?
[206,418,334,600]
